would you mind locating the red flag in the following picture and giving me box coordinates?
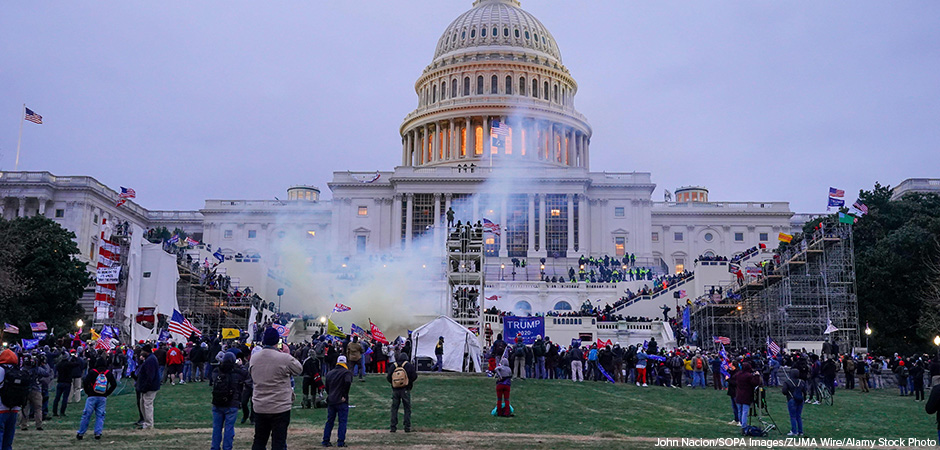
[596,338,612,348]
[369,320,388,344]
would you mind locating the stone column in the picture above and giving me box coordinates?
[483,115,491,159]
[449,120,456,161]
[498,195,508,258]
[527,194,536,254]
[566,129,574,166]
[567,193,574,254]
[392,194,403,250]
[37,197,47,216]
[433,193,442,245]
[431,122,438,162]
[580,196,589,254]
[538,194,547,255]
[405,193,414,249]
[583,135,590,170]
[421,125,428,165]
[409,130,416,166]
[444,193,452,222]
[466,117,474,157]
[17,197,25,218]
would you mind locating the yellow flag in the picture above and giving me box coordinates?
[778,233,793,243]
[90,329,100,341]
[327,319,345,338]
[222,328,240,339]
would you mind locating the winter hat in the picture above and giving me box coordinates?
[262,327,280,346]
[222,352,237,365]
[337,356,347,365]
[0,349,17,365]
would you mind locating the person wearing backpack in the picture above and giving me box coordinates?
[0,349,24,449]
[781,368,804,436]
[211,352,246,450]
[76,359,116,440]
[17,353,47,431]
[386,352,417,433]
[692,353,706,389]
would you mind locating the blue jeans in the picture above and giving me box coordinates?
[77,396,107,437]
[692,372,705,388]
[211,406,239,450]
[322,403,348,446]
[731,398,739,423]
[354,358,366,378]
[0,411,16,450]
[433,355,443,372]
[182,361,193,382]
[787,398,803,434]
[536,356,546,379]
[739,403,751,430]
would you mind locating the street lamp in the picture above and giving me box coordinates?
[500,263,505,281]
[864,323,872,350]
[934,335,940,348]
[76,319,84,329]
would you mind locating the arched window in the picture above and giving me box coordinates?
[477,75,484,95]
[481,27,486,38]
[533,34,539,45]
[452,79,458,98]
[504,27,509,37]
[470,28,476,38]
[505,76,512,95]
[432,85,437,103]
[463,77,470,96]
[525,30,530,40]
[544,81,549,100]
[491,75,498,94]
[519,77,526,96]
[514,301,532,316]
[514,29,520,38]
[532,79,538,98]
[441,81,447,100]
[461,31,466,39]
[554,301,572,311]
[553,84,558,102]
[493,27,497,37]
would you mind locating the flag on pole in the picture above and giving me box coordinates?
[167,234,180,245]
[778,233,793,243]
[482,218,501,236]
[838,212,857,224]
[332,303,351,313]
[350,323,367,336]
[484,295,499,301]
[852,201,868,215]
[767,337,781,356]
[185,237,199,247]
[29,322,47,332]
[116,198,127,207]
[327,319,345,338]
[713,336,731,345]
[828,187,845,198]
[90,328,101,341]
[272,323,289,338]
[827,197,845,208]
[823,319,839,335]
[168,309,202,337]
[3,323,19,334]
[119,187,136,199]
[24,107,42,124]
[369,320,389,344]
[22,339,40,350]
[213,248,225,263]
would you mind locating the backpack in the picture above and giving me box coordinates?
[742,425,767,437]
[391,363,409,389]
[513,344,525,358]
[211,372,237,407]
[0,366,30,408]
[695,358,703,370]
[93,370,109,394]
[790,380,804,402]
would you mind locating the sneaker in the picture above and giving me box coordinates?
[180,381,186,385]
[171,382,176,386]
[636,382,640,386]
[642,383,648,387]
[95,434,101,440]
[321,443,333,448]
[727,420,737,425]
[812,401,820,405]
[76,434,83,440]
[390,429,396,433]
[787,432,797,436]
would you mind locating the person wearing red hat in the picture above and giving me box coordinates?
[895,360,910,396]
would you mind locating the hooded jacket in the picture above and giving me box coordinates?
[216,353,247,408]
[781,368,803,401]
[495,358,512,386]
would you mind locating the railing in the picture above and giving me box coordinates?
[611,275,695,313]
[0,171,150,217]
[652,201,791,212]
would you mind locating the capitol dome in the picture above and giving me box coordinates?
[399,0,592,170]
[433,0,562,65]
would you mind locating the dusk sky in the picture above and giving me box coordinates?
[2,1,937,213]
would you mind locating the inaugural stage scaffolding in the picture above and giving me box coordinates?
[692,221,860,352]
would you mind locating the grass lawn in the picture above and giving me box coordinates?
[19,374,937,449]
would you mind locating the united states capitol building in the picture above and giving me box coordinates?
[1,0,840,345]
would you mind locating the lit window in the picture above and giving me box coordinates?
[735,232,744,242]
[248,230,257,239]
[306,231,315,238]
[675,262,685,274]
[358,206,368,216]
[759,233,769,241]
[550,208,561,217]
[485,238,495,245]
[704,232,713,242]
[652,232,659,242]
[614,207,624,217]
[674,232,683,242]
[55,209,64,218]
[224,230,233,239]
[615,237,625,256]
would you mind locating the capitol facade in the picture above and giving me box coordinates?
[1,0,807,320]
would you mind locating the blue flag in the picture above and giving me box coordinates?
[213,248,225,263]
[682,307,691,333]
[350,323,367,336]
[22,338,39,350]
[828,197,845,208]
[158,329,170,342]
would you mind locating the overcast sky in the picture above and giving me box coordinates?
[2,1,937,213]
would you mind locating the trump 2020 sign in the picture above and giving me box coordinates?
[503,317,545,345]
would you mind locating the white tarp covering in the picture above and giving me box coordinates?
[411,316,483,373]
[124,225,144,342]
[130,240,180,342]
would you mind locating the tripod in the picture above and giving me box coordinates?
[750,386,782,435]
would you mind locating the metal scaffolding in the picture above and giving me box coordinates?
[692,222,860,351]
[446,225,485,333]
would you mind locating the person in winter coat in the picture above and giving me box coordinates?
[511,338,525,379]
[533,336,546,380]
[569,345,584,382]
[727,364,740,425]
[301,351,323,409]
[249,327,303,450]
[322,355,353,447]
[924,374,940,442]
[18,354,49,431]
[0,350,22,449]
[733,362,763,432]
[781,368,804,436]
[135,345,160,430]
[494,357,513,417]
[53,353,76,417]
[386,352,418,432]
[432,337,445,373]
[911,360,926,401]
[635,349,648,387]
[76,358,117,440]
[210,352,247,450]
[896,360,910,396]
[346,336,365,381]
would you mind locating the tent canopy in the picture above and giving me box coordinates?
[411,316,483,372]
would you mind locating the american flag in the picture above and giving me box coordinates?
[482,218,501,236]
[713,336,731,345]
[491,119,510,136]
[852,201,868,215]
[168,309,201,338]
[95,336,113,351]
[332,303,351,313]
[185,237,199,247]
[829,187,845,198]
[29,322,47,332]
[3,323,19,334]
[24,107,42,124]
[767,337,781,356]
[119,186,136,199]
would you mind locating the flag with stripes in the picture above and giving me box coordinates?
[272,323,289,338]
[829,187,845,198]
[119,186,136,199]
[491,119,510,136]
[332,303,351,313]
[482,218,501,236]
[29,322,47,332]
[24,107,42,124]
[852,201,868,216]
[3,323,19,334]
[168,309,201,338]
[185,237,199,247]
[767,337,781,356]
[713,336,731,345]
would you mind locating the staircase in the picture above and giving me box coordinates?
[611,275,695,314]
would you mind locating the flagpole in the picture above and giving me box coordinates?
[15,104,25,171]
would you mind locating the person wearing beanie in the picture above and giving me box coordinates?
[0,349,21,449]
[135,345,160,430]
[322,355,352,447]
[249,327,302,450]
[53,351,77,417]
[210,352,247,450]
[494,356,513,417]
[76,359,116,440]
[732,362,762,432]
[386,352,417,433]
[433,337,445,373]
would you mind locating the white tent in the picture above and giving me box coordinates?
[411,316,483,372]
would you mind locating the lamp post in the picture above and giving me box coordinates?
[934,335,940,348]
[540,264,545,281]
[500,263,505,281]
[864,323,872,351]
[76,319,84,329]
[318,316,327,336]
